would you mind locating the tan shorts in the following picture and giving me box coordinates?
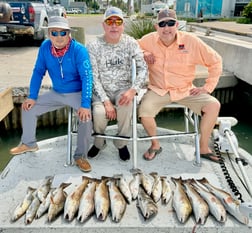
[138,90,219,117]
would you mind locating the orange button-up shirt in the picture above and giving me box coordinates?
[138,31,222,101]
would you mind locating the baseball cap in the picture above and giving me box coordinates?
[104,7,124,21]
[157,9,177,23]
[48,16,71,30]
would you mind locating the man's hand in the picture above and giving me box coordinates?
[143,51,155,64]
[118,89,136,106]
[104,100,116,121]
[78,107,91,122]
[22,99,36,111]
[190,87,209,96]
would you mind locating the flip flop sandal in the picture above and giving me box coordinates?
[200,153,224,163]
[143,147,163,161]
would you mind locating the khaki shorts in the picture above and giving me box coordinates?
[138,90,219,117]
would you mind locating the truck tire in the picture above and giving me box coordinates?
[0,2,13,23]
[33,19,48,46]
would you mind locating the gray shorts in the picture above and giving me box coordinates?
[138,90,219,117]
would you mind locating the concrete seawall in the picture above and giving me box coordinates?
[197,34,252,86]
[188,21,252,86]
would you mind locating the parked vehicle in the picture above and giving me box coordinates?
[0,0,65,41]
[66,8,81,14]
[141,0,168,16]
[66,8,77,14]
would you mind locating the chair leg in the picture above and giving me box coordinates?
[132,95,138,170]
[193,113,201,166]
[66,107,73,166]
[184,107,189,132]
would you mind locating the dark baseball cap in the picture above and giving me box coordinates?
[157,9,177,23]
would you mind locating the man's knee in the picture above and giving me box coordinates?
[202,101,220,115]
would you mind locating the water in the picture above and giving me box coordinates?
[1,110,251,171]
[0,125,68,171]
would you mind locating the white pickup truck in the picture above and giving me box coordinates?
[0,0,66,41]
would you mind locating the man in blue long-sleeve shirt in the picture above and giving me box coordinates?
[9,16,93,172]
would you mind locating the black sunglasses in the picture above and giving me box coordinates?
[158,20,176,28]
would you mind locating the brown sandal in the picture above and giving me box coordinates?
[143,147,162,161]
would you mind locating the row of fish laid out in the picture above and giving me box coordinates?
[11,170,249,225]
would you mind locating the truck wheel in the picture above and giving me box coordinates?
[34,19,48,46]
[0,2,12,23]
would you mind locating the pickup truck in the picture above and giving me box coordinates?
[0,0,66,41]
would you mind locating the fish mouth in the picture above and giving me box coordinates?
[97,213,105,221]
[198,217,206,225]
[219,215,226,222]
[64,213,72,221]
[25,219,32,224]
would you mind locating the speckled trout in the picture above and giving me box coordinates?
[11,186,36,222]
[36,188,55,219]
[137,186,158,220]
[77,179,96,223]
[24,195,40,224]
[129,173,140,200]
[160,176,172,205]
[198,177,249,225]
[191,179,227,223]
[150,172,162,203]
[63,176,89,221]
[171,177,192,223]
[107,179,127,222]
[36,176,53,202]
[94,177,110,221]
[47,183,71,222]
[139,172,154,196]
[183,179,209,225]
[114,174,132,204]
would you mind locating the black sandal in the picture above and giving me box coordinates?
[200,153,224,163]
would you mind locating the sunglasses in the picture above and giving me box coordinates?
[104,18,123,26]
[158,20,176,28]
[50,31,68,37]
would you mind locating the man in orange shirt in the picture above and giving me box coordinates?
[138,9,222,162]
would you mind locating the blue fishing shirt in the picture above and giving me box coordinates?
[28,39,93,108]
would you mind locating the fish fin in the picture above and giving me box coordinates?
[113,174,123,179]
[50,196,54,204]
[149,172,158,176]
[27,186,36,193]
[81,176,90,181]
[130,168,142,174]
[59,182,71,189]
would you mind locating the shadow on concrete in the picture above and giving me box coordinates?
[0,36,42,47]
